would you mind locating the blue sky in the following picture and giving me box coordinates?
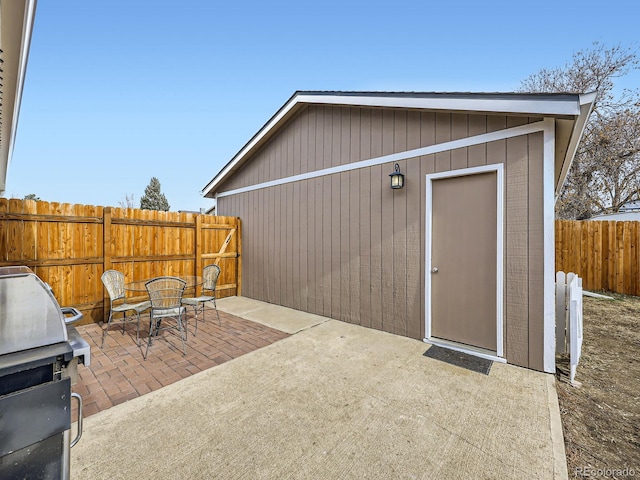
[7,0,639,212]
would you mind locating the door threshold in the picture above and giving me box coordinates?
[423,337,506,364]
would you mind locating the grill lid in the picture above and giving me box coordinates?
[0,266,68,356]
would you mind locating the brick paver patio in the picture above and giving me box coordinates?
[73,308,289,417]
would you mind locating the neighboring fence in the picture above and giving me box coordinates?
[555,271,583,383]
[555,219,640,296]
[0,199,241,325]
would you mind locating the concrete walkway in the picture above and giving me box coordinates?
[71,297,568,479]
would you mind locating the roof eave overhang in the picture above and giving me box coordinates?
[202,91,591,198]
[295,92,585,116]
[554,91,597,199]
[0,0,38,195]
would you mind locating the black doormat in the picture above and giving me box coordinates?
[423,345,493,375]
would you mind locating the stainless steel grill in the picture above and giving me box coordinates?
[0,266,90,480]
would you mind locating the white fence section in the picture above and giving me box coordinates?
[555,271,584,383]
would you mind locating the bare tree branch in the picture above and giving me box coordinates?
[519,42,640,219]
[118,193,136,209]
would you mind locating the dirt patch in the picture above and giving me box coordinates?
[556,293,640,479]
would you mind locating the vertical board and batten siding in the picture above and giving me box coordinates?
[0,199,240,325]
[217,104,546,370]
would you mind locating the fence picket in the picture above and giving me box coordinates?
[555,271,567,354]
[568,274,583,383]
[565,272,576,350]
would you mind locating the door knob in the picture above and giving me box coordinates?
[431,267,439,273]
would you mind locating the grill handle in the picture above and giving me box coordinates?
[70,393,83,448]
[61,307,83,325]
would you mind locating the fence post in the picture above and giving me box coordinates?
[194,214,202,295]
[236,217,242,297]
[102,207,112,323]
[555,271,567,354]
[569,275,583,383]
[566,273,576,352]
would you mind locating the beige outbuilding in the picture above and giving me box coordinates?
[203,91,594,372]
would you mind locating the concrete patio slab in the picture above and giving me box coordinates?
[216,296,328,334]
[71,297,568,479]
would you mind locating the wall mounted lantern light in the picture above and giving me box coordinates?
[389,163,404,189]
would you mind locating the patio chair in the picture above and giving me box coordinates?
[144,276,188,360]
[101,269,151,348]
[181,264,221,335]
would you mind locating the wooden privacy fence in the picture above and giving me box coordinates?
[0,199,241,325]
[556,219,640,296]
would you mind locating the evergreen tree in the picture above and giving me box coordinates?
[140,177,170,211]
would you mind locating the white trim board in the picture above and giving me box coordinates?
[554,92,597,200]
[423,164,505,360]
[296,93,583,116]
[543,118,556,373]
[215,120,547,199]
[202,91,592,198]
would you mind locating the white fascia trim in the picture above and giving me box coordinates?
[202,95,301,197]
[8,0,37,165]
[554,92,597,199]
[216,120,547,198]
[296,93,582,117]
[203,92,583,198]
[543,117,556,373]
[424,163,504,359]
